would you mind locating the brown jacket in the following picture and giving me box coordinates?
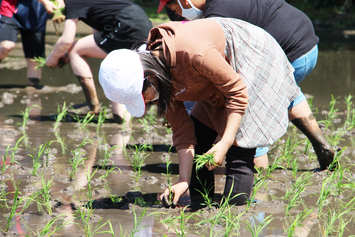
[147,19,248,150]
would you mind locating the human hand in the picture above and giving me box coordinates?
[58,52,69,68]
[40,0,58,14]
[204,141,230,171]
[159,181,189,208]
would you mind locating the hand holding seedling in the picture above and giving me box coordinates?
[203,141,230,171]
[159,181,189,208]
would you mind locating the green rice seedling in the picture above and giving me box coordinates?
[82,166,100,209]
[194,152,217,170]
[129,144,151,174]
[31,56,46,69]
[245,215,273,237]
[264,152,285,180]
[318,95,339,131]
[9,136,24,165]
[54,131,67,154]
[36,172,54,215]
[316,171,336,213]
[2,181,24,232]
[344,94,353,127]
[162,146,174,205]
[291,158,299,180]
[130,206,149,237]
[286,207,315,237]
[100,145,117,170]
[307,96,318,116]
[321,199,355,237]
[79,112,95,130]
[195,176,215,209]
[96,106,107,132]
[284,172,312,200]
[246,167,266,209]
[69,146,88,181]
[76,206,115,237]
[24,214,74,237]
[29,142,53,177]
[0,145,10,175]
[18,105,41,130]
[284,185,306,216]
[138,117,151,133]
[279,133,301,169]
[54,102,69,130]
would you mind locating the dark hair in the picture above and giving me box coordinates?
[133,41,174,117]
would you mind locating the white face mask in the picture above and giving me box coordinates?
[177,0,204,20]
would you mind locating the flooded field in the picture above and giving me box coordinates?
[0,23,355,236]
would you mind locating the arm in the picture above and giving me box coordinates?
[159,147,194,206]
[46,18,78,67]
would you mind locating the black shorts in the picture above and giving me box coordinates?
[93,4,152,54]
[0,15,45,58]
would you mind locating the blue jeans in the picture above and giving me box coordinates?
[255,45,318,157]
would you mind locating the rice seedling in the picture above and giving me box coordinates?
[283,172,312,201]
[291,158,299,180]
[53,102,69,130]
[316,172,336,213]
[195,176,215,209]
[9,136,24,165]
[138,117,151,133]
[76,206,115,237]
[69,142,89,181]
[73,111,95,130]
[318,94,339,131]
[279,133,301,169]
[321,198,355,237]
[245,215,273,237]
[161,146,174,207]
[285,207,315,237]
[96,106,107,132]
[31,56,46,69]
[130,206,149,237]
[2,181,25,232]
[54,131,67,154]
[29,142,53,177]
[160,206,195,237]
[82,166,99,209]
[284,186,306,216]
[246,168,266,209]
[35,172,54,215]
[194,152,217,170]
[24,214,74,237]
[100,144,117,170]
[0,145,10,175]
[18,105,41,130]
[128,144,151,174]
[344,94,353,128]
[264,150,285,179]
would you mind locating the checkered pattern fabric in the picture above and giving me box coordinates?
[213,18,301,148]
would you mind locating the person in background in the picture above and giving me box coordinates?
[157,0,335,171]
[98,18,306,207]
[45,0,152,123]
[0,0,60,87]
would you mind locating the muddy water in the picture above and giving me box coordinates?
[0,24,355,236]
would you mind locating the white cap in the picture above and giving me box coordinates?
[99,49,146,117]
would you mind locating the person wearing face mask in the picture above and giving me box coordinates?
[157,0,335,172]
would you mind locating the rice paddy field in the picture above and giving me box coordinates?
[0,22,355,236]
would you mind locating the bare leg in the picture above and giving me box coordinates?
[0,40,15,60]
[68,35,106,113]
[26,58,42,86]
[254,154,268,169]
[288,100,334,170]
[111,101,132,125]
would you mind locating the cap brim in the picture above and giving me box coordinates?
[125,93,146,117]
[157,2,167,13]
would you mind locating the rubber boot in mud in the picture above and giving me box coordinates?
[27,77,40,87]
[76,75,101,114]
[291,114,336,171]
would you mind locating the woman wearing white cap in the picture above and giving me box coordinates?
[99,17,331,207]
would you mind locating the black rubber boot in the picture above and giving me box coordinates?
[27,77,40,87]
[291,114,335,171]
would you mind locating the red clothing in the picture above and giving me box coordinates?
[0,0,17,17]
